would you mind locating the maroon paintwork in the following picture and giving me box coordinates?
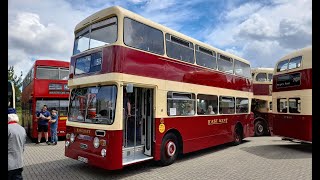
[271,114,312,142]
[272,69,312,92]
[153,114,254,161]
[66,45,254,170]
[66,114,254,170]
[21,60,70,139]
[65,127,123,170]
[253,84,271,95]
[70,46,252,92]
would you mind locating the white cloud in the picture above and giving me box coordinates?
[128,0,147,4]
[203,0,312,68]
[237,14,277,40]
[9,12,73,57]
[8,0,311,79]
[224,3,262,20]
[144,0,176,12]
[8,0,93,79]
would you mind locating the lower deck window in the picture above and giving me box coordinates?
[277,98,287,113]
[167,92,195,116]
[219,96,235,114]
[236,98,248,113]
[288,98,301,113]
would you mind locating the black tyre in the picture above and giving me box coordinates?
[254,120,266,136]
[233,125,243,146]
[159,133,179,166]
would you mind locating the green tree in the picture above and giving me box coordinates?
[8,66,23,107]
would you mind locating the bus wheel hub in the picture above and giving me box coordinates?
[258,124,263,132]
[166,141,176,157]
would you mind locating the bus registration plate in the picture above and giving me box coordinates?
[78,156,88,163]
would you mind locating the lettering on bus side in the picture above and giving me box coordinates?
[208,118,228,125]
[75,128,91,135]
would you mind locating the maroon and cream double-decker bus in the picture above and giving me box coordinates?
[21,60,70,140]
[272,46,312,143]
[65,6,254,170]
[251,68,273,136]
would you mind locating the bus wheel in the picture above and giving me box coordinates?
[254,120,266,136]
[160,133,179,166]
[233,125,243,146]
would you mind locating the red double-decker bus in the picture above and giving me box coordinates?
[65,6,254,170]
[251,68,273,136]
[272,46,312,143]
[21,60,70,141]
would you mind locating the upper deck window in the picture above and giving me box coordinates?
[217,54,233,74]
[36,67,70,80]
[75,51,102,75]
[268,73,273,82]
[234,60,251,79]
[73,17,117,55]
[195,45,217,69]
[124,18,164,55]
[255,73,267,82]
[288,56,302,70]
[166,34,194,64]
[277,59,289,72]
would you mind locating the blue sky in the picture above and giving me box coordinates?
[8,0,312,79]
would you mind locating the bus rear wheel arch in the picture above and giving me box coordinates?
[233,123,243,146]
[159,132,180,166]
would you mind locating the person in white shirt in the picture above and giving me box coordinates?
[185,103,195,115]
[207,105,215,115]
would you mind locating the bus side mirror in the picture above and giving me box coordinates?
[126,84,133,93]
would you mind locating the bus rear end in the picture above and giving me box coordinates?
[271,46,312,143]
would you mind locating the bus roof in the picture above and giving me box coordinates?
[251,68,274,74]
[74,6,250,65]
[34,59,70,68]
[275,46,312,73]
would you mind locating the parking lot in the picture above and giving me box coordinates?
[22,136,311,180]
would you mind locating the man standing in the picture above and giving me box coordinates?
[49,109,59,145]
[8,108,27,180]
[36,105,51,144]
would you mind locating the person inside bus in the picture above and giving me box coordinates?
[36,105,51,144]
[123,88,133,143]
[99,100,114,118]
[197,106,205,115]
[282,107,287,113]
[49,109,58,145]
[207,105,215,115]
[185,103,195,115]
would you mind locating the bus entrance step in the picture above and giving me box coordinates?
[122,146,153,165]
[122,153,153,166]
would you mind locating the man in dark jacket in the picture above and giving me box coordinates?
[8,108,27,180]
[36,105,51,144]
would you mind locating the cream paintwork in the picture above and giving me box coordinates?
[67,73,253,130]
[274,46,312,75]
[252,68,273,84]
[72,6,250,67]
[272,89,312,115]
[272,46,312,116]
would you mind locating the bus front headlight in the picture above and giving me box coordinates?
[70,133,75,143]
[93,137,100,148]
